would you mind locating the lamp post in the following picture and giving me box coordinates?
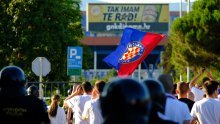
[186,0,191,82]
[180,0,182,17]
[186,0,190,14]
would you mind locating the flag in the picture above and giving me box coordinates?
[103,28,166,77]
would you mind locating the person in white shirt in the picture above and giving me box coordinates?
[48,94,66,124]
[189,68,217,102]
[189,69,205,101]
[158,74,191,124]
[82,80,106,124]
[65,82,92,124]
[191,80,220,124]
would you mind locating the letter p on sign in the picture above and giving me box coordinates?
[70,49,77,58]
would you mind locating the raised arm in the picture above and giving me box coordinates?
[189,69,203,89]
[205,68,217,81]
[65,85,82,101]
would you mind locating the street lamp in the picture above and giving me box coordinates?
[186,0,190,14]
[180,0,182,17]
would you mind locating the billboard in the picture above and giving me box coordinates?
[87,4,169,32]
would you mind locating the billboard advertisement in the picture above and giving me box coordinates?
[87,4,169,32]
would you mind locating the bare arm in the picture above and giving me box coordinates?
[189,69,203,89]
[67,108,72,124]
[65,85,82,101]
[190,117,198,124]
[206,69,217,81]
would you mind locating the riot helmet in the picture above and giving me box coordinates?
[100,78,151,124]
[0,66,27,96]
[27,85,39,97]
[142,79,167,122]
[142,79,165,101]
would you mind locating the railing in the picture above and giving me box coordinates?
[27,82,80,100]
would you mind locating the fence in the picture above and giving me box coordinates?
[27,82,80,100]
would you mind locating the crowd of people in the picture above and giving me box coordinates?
[1,65,220,124]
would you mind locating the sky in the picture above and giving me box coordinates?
[81,0,196,11]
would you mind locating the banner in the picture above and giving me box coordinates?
[87,4,169,32]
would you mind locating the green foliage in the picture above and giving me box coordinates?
[164,0,220,81]
[103,69,118,82]
[0,0,91,81]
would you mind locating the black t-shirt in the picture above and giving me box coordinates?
[179,98,195,111]
[0,95,50,124]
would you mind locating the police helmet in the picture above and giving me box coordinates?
[142,79,167,116]
[27,85,39,97]
[100,78,151,124]
[0,66,27,96]
[142,79,165,101]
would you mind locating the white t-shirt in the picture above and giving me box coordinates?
[82,98,103,124]
[48,106,66,124]
[165,96,192,124]
[66,95,91,124]
[191,87,204,101]
[191,98,220,124]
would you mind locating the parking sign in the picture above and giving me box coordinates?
[67,46,82,76]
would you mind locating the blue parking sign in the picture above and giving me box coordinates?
[67,47,82,75]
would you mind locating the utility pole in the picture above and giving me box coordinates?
[186,0,191,82]
[180,0,182,17]
[186,0,190,14]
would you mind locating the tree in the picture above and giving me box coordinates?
[165,0,220,81]
[0,0,91,81]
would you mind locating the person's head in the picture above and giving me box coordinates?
[202,77,210,84]
[27,85,39,97]
[142,79,165,102]
[92,80,106,98]
[158,74,174,93]
[0,66,27,96]
[142,79,166,115]
[100,78,151,124]
[176,82,190,97]
[81,81,93,94]
[48,94,61,117]
[67,88,73,96]
[203,80,219,98]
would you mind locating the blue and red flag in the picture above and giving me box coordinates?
[103,28,166,77]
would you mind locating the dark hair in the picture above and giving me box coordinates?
[203,81,219,96]
[82,81,92,93]
[172,83,177,95]
[48,95,60,117]
[202,77,210,84]
[67,88,72,95]
[95,80,106,93]
[177,82,189,94]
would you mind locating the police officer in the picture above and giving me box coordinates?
[27,85,48,111]
[142,79,177,124]
[0,66,50,124]
[100,78,151,124]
